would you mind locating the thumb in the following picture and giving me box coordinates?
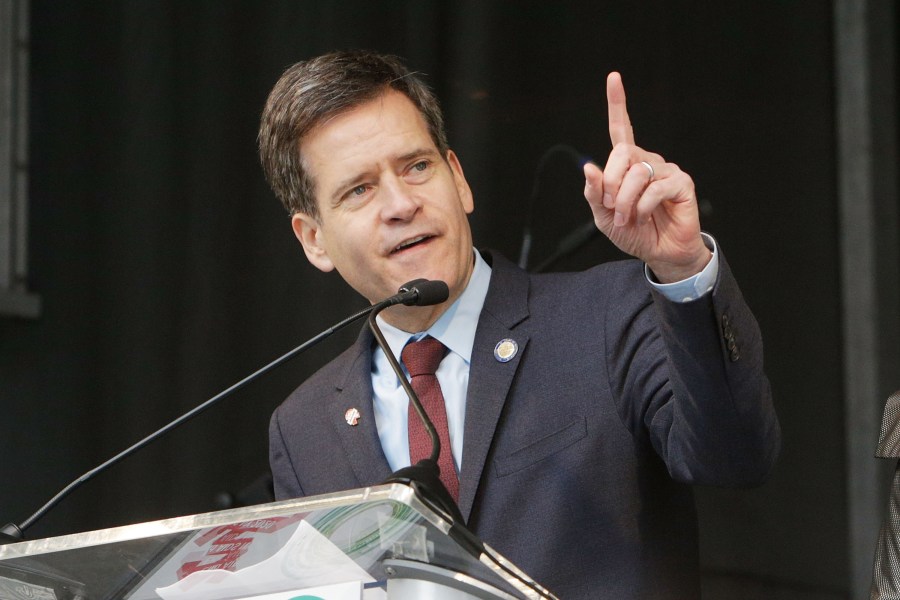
[583,162,605,208]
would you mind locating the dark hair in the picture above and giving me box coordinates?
[258,50,449,217]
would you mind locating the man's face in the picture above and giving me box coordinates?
[292,90,475,312]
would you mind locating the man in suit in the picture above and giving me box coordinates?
[258,50,780,599]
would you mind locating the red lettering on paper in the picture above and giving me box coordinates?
[177,514,306,580]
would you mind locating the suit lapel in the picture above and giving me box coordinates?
[458,253,530,521]
[329,327,394,486]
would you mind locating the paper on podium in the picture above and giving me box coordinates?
[154,521,383,600]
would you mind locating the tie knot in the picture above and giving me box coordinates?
[401,336,447,377]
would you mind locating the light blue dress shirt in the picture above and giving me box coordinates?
[372,236,719,472]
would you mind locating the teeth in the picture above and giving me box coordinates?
[395,235,428,251]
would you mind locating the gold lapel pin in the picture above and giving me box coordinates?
[494,338,518,363]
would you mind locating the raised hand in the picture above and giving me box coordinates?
[583,72,711,283]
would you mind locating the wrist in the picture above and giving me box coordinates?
[647,245,713,284]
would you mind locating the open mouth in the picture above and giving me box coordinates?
[392,235,433,254]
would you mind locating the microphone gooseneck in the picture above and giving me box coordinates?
[368,279,449,465]
[366,279,466,525]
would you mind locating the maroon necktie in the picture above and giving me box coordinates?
[401,336,459,502]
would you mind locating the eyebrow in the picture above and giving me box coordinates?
[396,147,441,164]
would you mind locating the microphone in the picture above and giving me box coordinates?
[386,278,450,309]
[369,280,449,467]
[364,280,468,527]
[0,284,438,544]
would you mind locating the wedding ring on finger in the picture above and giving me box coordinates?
[640,161,655,181]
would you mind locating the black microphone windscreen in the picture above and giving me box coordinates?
[410,279,450,306]
[398,279,428,294]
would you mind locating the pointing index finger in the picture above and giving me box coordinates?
[607,71,635,146]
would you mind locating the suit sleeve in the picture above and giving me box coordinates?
[605,251,781,487]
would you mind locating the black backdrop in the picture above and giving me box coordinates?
[0,1,862,596]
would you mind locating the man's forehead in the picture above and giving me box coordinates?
[299,92,440,179]
[303,91,428,146]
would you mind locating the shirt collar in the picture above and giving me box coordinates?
[376,249,491,364]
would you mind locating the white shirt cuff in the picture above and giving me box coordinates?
[645,233,718,303]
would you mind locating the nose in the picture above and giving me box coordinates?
[379,178,420,222]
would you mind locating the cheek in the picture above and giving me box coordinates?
[342,232,377,267]
[321,215,363,254]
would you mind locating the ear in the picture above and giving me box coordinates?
[291,213,335,273]
[446,150,474,214]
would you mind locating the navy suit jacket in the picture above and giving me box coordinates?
[269,250,780,599]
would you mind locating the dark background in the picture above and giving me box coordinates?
[1,2,898,598]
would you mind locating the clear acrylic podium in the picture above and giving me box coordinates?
[0,483,554,600]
